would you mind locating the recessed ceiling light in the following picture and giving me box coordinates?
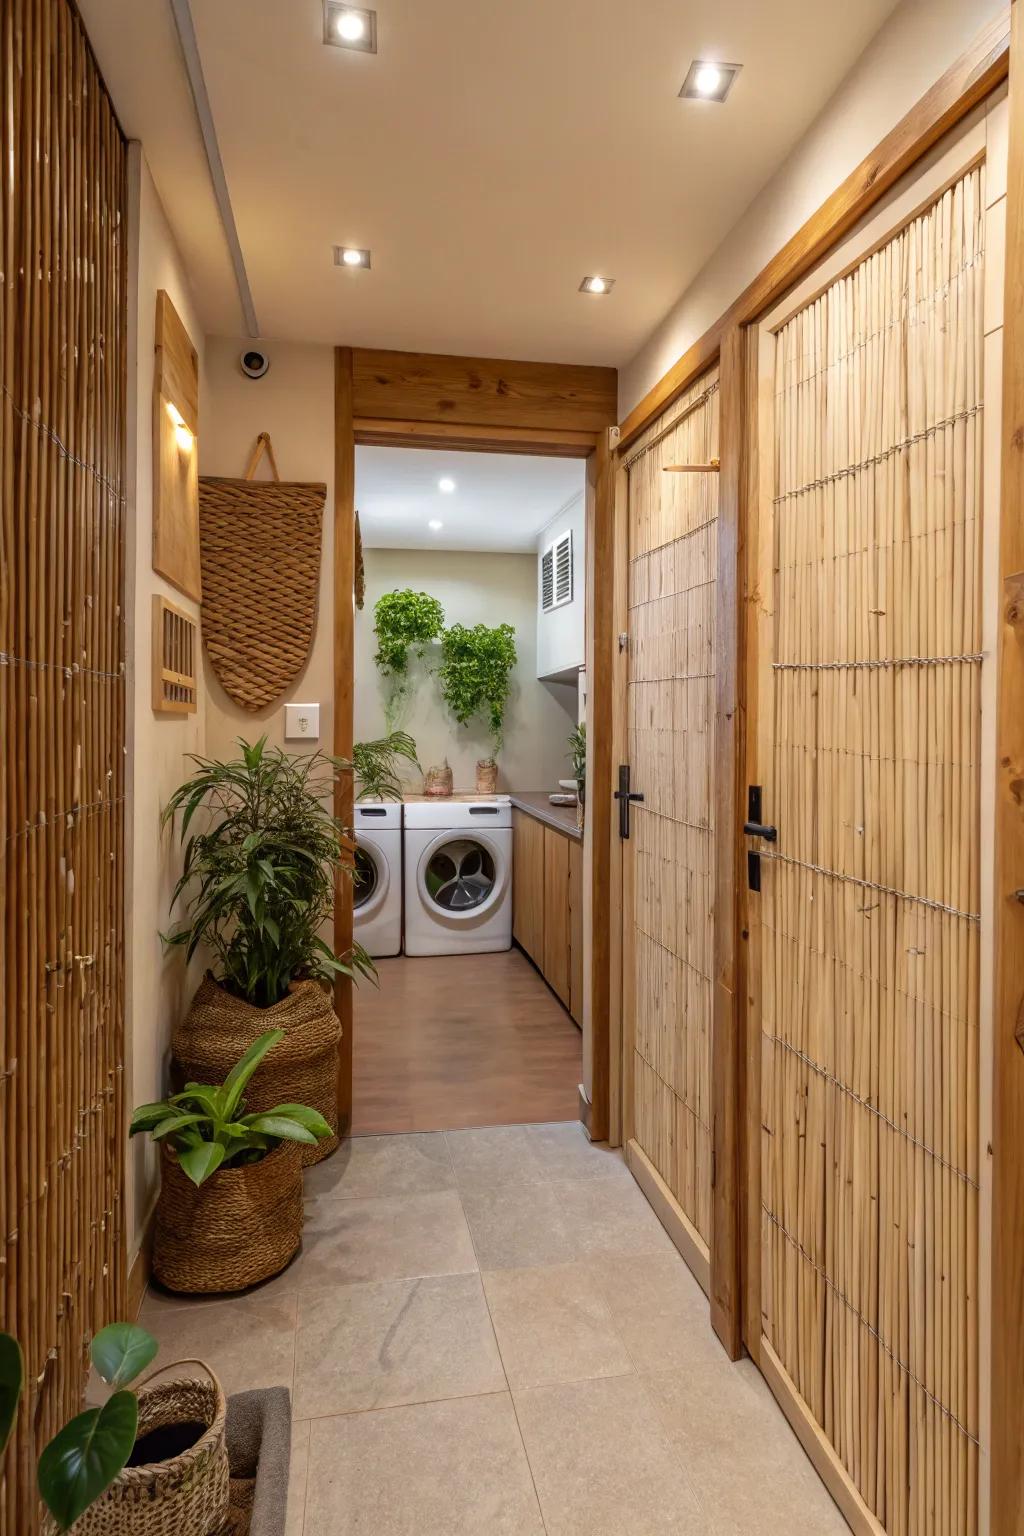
[323,3,377,53]
[438,477,456,494]
[334,246,371,269]
[579,275,615,295]
[679,59,741,102]
[428,519,444,531]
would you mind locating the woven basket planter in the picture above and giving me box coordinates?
[424,762,453,798]
[172,976,340,1166]
[154,1141,303,1295]
[475,759,498,794]
[45,1362,230,1535]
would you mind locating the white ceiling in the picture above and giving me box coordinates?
[80,0,899,366]
[356,447,585,552]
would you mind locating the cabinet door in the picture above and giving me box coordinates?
[512,810,545,962]
[542,826,571,1007]
[568,835,584,1023]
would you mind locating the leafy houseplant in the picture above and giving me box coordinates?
[437,622,517,783]
[165,737,370,1169]
[568,722,586,796]
[351,730,419,801]
[373,588,445,729]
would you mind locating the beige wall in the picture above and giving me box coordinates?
[200,335,336,761]
[619,0,1007,416]
[355,547,578,793]
[125,144,207,1258]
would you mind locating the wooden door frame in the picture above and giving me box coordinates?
[611,9,1015,1411]
[332,346,619,1141]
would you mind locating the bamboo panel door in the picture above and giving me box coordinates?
[748,164,987,1533]
[1,0,128,1531]
[620,368,719,1290]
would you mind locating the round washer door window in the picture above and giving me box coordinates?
[423,838,496,912]
[353,845,379,911]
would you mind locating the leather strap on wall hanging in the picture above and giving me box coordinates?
[199,433,327,711]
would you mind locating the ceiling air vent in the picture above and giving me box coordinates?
[541,530,573,613]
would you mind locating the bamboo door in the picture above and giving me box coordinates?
[748,164,986,1533]
[620,369,719,1288]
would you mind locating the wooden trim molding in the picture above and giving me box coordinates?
[627,1140,711,1297]
[353,418,597,457]
[333,347,356,1137]
[617,9,1011,449]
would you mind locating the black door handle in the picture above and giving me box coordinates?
[744,787,776,890]
[614,765,644,840]
[742,819,777,842]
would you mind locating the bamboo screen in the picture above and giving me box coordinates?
[1,0,127,1530]
[759,166,984,1532]
[624,368,719,1249]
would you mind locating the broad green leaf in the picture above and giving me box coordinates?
[259,1103,333,1137]
[178,1141,226,1186]
[222,1029,284,1119]
[90,1324,158,1388]
[245,1115,318,1144]
[152,1112,208,1141]
[128,1103,173,1136]
[38,1391,138,1532]
[0,1332,23,1455]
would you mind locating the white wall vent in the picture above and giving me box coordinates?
[541,529,573,613]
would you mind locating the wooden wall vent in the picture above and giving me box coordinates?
[152,594,198,714]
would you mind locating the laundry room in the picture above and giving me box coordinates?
[350,445,588,1134]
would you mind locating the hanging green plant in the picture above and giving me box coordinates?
[438,622,517,758]
[373,588,445,728]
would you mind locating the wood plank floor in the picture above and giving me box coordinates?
[352,948,582,1134]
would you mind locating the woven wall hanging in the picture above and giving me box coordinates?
[199,433,326,711]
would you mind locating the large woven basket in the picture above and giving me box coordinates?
[154,1141,303,1294]
[55,1361,229,1535]
[172,975,340,1165]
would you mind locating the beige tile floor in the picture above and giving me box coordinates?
[139,1123,851,1536]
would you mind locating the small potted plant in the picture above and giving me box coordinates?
[132,1028,331,1292]
[437,621,517,793]
[165,737,373,1164]
[1,1323,230,1534]
[568,721,586,828]
[372,588,445,730]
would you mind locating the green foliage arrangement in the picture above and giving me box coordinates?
[373,588,445,728]
[568,722,586,788]
[437,622,517,757]
[130,1028,332,1186]
[351,730,419,801]
[163,737,374,1009]
[1,1321,160,1531]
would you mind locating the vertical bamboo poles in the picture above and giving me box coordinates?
[762,168,983,1533]
[0,0,127,1531]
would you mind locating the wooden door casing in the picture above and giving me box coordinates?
[512,808,545,963]
[543,826,572,1007]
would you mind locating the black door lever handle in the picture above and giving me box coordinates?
[743,820,777,842]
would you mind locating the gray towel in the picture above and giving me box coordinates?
[225,1387,292,1536]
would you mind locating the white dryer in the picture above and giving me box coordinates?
[352,801,403,958]
[403,797,513,956]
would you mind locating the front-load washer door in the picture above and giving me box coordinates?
[417,830,508,924]
[353,837,391,923]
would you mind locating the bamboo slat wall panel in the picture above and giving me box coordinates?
[0,0,127,1530]
[760,168,984,1533]
[625,369,719,1247]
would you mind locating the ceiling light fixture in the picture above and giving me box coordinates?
[438,477,456,494]
[428,519,444,531]
[679,59,741,103]
[334,246,371,269]
[323,3,377,53]
[579,275,615,295]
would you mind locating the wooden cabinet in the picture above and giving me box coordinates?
[512,805,583,1023]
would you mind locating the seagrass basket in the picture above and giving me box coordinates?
[424,761,454,797]
[475,758,498,794]
[51,1361,229,1536]
[153,1141,303,1295]
[172,976,340,1166]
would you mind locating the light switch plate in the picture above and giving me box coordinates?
[285,702,320,741]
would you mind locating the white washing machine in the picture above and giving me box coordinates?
[403,797,513,956]
[352,801,403,958]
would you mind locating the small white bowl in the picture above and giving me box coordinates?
[558,778,578,791]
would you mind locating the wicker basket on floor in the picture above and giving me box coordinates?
[172,975,340,1166]
[153,1141,303,1295]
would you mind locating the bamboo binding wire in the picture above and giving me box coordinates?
[760,165,984,1534]
[0,1,128,1531]
[624,368,720,1250]
[198,435,327,711]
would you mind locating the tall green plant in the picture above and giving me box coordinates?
[437,622,517,758]
[163,737,374,1008]
[351,730,419,801]
[373,589,445,729]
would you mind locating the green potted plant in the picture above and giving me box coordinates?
[132,1028,330,1292]
[351,729,419,800]
[568,721,586,828]
[437,621,517,792]
[1,1323,230,1534]
[165,737,372,1165]
[373,588,445,730]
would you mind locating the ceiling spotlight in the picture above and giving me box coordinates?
[334,246,371,269]
[438,477,456,494]
[579,275,615,295]
[428,519,444,531]
[679,59,741,103]
[324,4,377,52]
